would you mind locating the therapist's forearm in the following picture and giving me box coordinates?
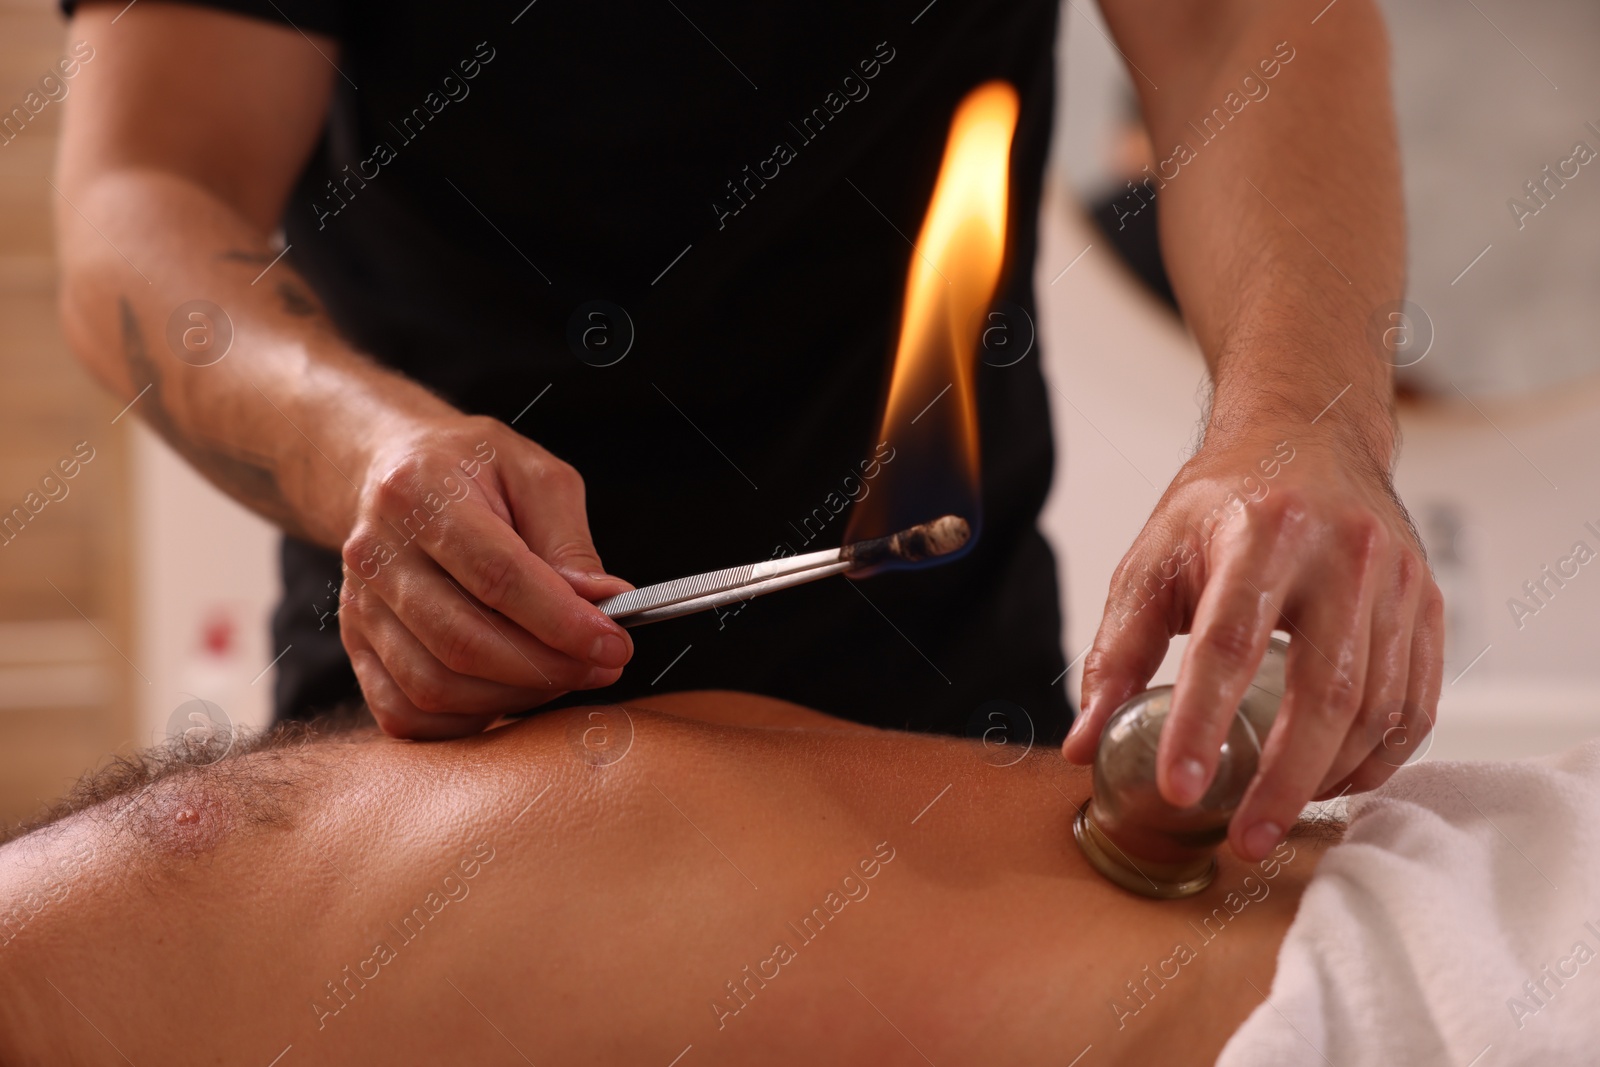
[56,168,457,547]
[1104,0,1404,466]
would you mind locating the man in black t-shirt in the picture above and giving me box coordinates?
[56,0,1443,865]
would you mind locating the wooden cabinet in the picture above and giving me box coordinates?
[0,0,134,827]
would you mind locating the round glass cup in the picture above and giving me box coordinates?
[1074,638,1288,899]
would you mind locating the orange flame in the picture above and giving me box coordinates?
[845,81,1019,559]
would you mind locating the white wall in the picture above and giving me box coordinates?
[131,423,278,745]
[1053,0,1600,397]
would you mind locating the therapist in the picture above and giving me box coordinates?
[53,0,1439,862]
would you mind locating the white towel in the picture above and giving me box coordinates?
[1216,740,1600,1067]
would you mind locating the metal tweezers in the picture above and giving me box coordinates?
[596,546,854,627]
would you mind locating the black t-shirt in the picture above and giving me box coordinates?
[70,0,1072,739]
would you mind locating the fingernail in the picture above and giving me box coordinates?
[1242,820,1284,859]
[1169,758,1208,806]
[589,633,629,668]
[587,571,618,583]
[580,666,623,689]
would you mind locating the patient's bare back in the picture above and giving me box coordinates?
[0,693,1323,1065]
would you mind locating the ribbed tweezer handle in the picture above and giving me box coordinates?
[596,562,760,618]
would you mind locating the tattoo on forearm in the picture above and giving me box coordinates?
[277,280,319,318]
[214,248,325,321]
[119,297,307,537]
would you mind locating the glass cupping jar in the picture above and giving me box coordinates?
[1073,637,1289,899]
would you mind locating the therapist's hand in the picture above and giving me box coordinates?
[338,414,635,738]
[1062,425,1444,861]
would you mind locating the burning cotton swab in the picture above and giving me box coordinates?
[597,515,971,627]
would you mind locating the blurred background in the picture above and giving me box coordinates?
[2,0,1597,824]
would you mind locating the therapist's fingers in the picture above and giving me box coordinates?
[1064,544,1180,763]
[1156,521,1295,807]
[1314,582,1444,799]
[1228,527,1382,861]
[341,623,501,740]
[404,492,633,669]
[342,417,636,736]
[1313,551,1425,795]
[353,542,604,692]
[355,423,633,669]
[345,582,616,721]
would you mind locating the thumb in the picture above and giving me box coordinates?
[1063,556,1175,763]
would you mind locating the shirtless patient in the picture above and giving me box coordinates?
[0,692,1336,1065]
